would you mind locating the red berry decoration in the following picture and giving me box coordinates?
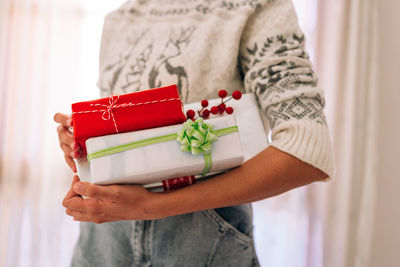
[218,103,226,113]
[202,109,210,118]
[195,89,242,118]
[232,90,242,100]
[186,109,195,119]
[201,99,209,107]
[218,89,228,98]
[226,107,234,114]
[211,106,219,114]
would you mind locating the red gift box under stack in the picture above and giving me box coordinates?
[71,85,186,152]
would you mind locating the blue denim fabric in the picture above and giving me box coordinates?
[71,204,259,267]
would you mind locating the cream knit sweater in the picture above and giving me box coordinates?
[97,0,334,179]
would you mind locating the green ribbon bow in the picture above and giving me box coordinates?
[177,118,218,155]
[177,118,218,175]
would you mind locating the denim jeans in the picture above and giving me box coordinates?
[71,204,260,267]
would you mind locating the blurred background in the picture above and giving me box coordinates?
[0,0,399,266]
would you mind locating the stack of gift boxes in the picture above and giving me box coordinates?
[72,85,268,192]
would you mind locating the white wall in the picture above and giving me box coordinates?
[370,0,400,266]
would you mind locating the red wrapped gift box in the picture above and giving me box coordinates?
[72,85,186,152]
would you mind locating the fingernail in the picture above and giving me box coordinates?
[70,141,76,150]
[66,118,72,126]
[73,183,84,194]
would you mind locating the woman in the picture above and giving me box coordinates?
[54,0,334,266]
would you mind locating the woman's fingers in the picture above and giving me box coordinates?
[54,112,81,171]
[57,124,81,172]
[61,143,73,156]
[57,125,80,152]
[54,113,72,128]
[57,125,74,147]
[58,125,80,157]
[61,143,80,158]
[73,183,122,203]
[66,208,116,224]
[59,129,79,171]
[64,154,77,172]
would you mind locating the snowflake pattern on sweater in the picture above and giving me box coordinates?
[240,32,326,128]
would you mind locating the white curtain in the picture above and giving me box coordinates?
[0,0,123,266]
[0,0,381,266]
[255,0,380,266]
[312,0,378,266]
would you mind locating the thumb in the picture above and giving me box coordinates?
[63,175,81,206]
[54,113,72,127]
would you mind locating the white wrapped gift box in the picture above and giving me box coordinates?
[85,115,243,185]
[76,93,269,187]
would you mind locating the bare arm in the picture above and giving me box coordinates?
[152,146,327,218]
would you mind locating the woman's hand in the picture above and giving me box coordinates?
[63,177,162,223]
[54,113,81,172]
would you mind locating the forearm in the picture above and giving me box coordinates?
[153,146,327,218]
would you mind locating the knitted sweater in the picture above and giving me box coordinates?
[97,0,334,179]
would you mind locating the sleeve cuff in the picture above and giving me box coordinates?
[269,119,335,180]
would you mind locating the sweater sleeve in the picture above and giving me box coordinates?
[239,0,334,179]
